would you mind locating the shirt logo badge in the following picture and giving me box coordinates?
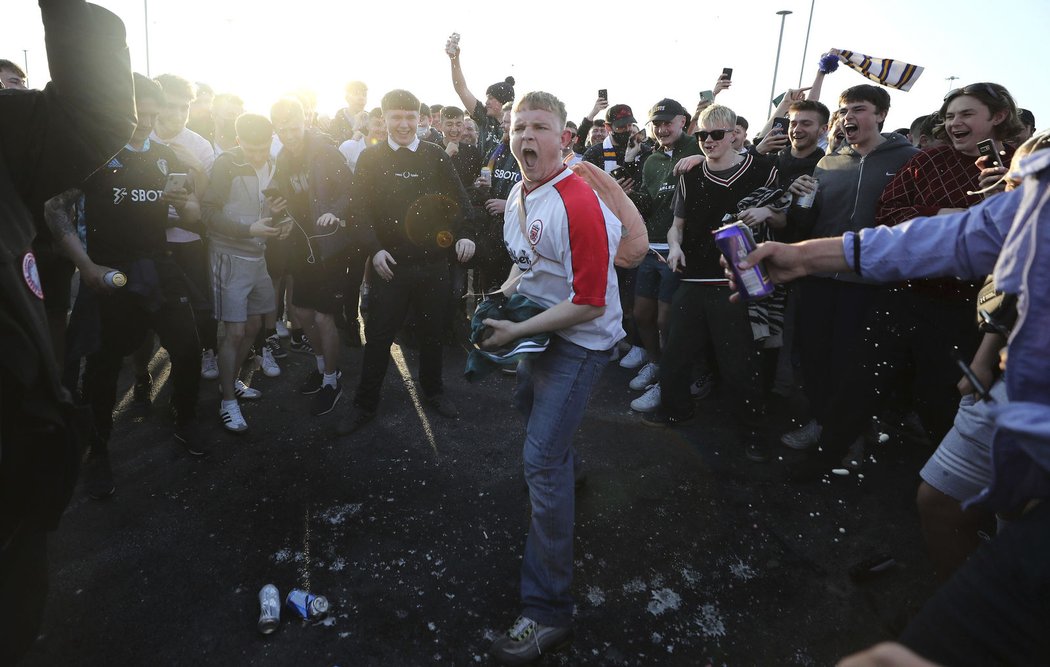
[22,252,44,300]
[113,187,128,205]
[106,157,124,169]
[528,219,543,246]
[157,158,169,176]
[395,171,420,179]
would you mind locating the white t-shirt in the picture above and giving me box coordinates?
[151,126,215,243]
[504,168,624,351]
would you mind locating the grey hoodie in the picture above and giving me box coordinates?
[202,147,270,258]
[806,132,917,282]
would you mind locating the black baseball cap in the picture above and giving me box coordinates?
[606,104,637,129]
[649,98,689,122]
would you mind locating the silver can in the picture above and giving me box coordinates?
[795,178,818,208]
[258,584,281,634]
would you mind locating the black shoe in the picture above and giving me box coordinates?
[265,334,287,359]
[312,382,343,416]
[336,405,375,435]
[423,392,458,419]
[301,369,341,395]
[346,321,364,348]
[131,373,152,418]
[641,409,695,428]
[489,616,573,666]
[290,334,314,354]
[84,450,115,500]
[174,419,208,457]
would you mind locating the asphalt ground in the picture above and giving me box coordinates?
[22,328,940,666]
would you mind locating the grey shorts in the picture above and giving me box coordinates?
[210,251,276,323]
[920,379,1007,502]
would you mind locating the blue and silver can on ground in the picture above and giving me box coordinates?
[713,222,774,300]
[258,584,281,634]
[286,589,330,620]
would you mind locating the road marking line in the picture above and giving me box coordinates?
[390,343,439,456]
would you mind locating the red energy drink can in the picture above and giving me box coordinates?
[713,222,774,300]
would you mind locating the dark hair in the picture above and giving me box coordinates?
[235,113,273,144]
[441,105,464,120]
[133,72,165,105]
[937,82,1024,142]
[154,73,195,101]
[566,120,578,131]
[735,116,749,131]
[0,59,27,78]
[485,76,516,104]
[910,114,930,136]
[430,103,443,116]
[839,84,892,123]
[381,89,420,113]
[788,100,830,126]
[593,119,606,128]
[1018,108,1036,129]
[368,107,383,119]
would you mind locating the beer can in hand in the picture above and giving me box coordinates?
[713,222,774,300]
[104,270,127,288]
[258,584,281,634]
[794,178,818,208]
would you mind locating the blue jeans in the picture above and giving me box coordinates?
[514,336,610,627]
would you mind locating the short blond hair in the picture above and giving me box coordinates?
[698,104,736,131]
[513,91,567,130]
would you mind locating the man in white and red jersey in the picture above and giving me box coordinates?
[481,91,623,665]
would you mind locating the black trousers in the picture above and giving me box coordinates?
[818,288,980,457]
[354,262,449,413]
[83,259,200,445]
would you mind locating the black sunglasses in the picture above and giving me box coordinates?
[697,129,731,141]
[944,83,1002,103]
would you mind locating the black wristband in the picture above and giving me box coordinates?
[853,233,862,276]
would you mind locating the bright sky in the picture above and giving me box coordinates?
[4,0,1049,135]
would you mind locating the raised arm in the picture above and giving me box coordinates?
[446,38,480,113]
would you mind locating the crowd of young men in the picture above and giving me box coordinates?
[4,15,1049,663]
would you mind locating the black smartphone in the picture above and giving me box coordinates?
[598,88,608,101]
[771,117,789,135]
[721,67,733,81]
[610,163,638,181]
[976,138,1004,169]
[262,185,281,200]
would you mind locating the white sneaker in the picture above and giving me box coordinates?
[219,402,248,433]
[200,349,219,380]
[258,346,281,378]
[619,345,647,370]
[275,320,290,338]
[781,419,822,450]
[233,379,262,400]
[630,384,661,412]
[629,362,660,391]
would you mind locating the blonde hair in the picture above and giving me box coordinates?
[698,104,736,131]
[513,91,567,130]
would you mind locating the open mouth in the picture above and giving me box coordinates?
[843,122,859,137]
[521,147,538,169]
[951,129,970,142]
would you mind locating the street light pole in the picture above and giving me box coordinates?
[798,0,815,87]
[22,49,29,86]
[144,0,151,77]
[769,10,793,112]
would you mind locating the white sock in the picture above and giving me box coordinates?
[322,371,338,388]
[315,355,325,373]
[221,399,238,411]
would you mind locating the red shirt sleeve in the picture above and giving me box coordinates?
[554,175,609,306]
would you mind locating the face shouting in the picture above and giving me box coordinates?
[943,94,1005,157]
[837,99,886,151]
[511,106,566,184]
[385,108,420,147]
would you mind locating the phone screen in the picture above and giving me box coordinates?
[721,67,733,81]
[598,89,608,101]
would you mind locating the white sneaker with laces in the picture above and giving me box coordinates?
[259,347,281,377]
[200,349,219,380]
[781,419,822,450]
[619,345,647,370]
[630,383,661,412]
[233,379,262,400]
[275,320,290,338]
[629,362,660,391]
[219,401,248,433]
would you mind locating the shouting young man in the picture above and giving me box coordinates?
[481,91,623,664]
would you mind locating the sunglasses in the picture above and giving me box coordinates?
[944,83,1002,103]
[697,129,732,141]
